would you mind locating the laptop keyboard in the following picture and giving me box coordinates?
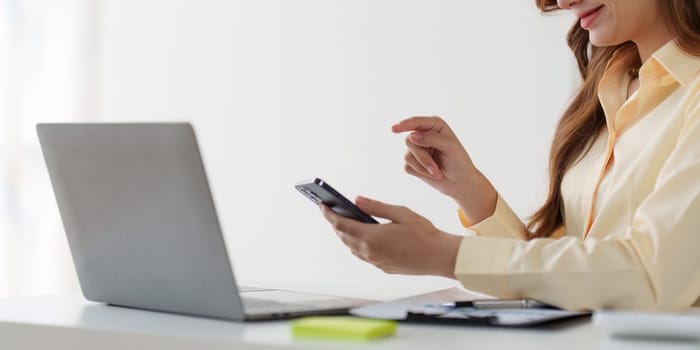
[242,297,331,314]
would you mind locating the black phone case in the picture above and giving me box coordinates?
[295,178,378,224]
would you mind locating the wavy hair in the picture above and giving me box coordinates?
[528,0,700,239]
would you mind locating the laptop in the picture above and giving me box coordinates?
[37,122,370,321]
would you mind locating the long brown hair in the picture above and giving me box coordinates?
[528,0,700,239]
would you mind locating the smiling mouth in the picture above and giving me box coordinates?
[579,5,604,29]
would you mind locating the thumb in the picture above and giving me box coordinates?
[355,196,413,222]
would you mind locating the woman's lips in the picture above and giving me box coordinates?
[579,5,604,29]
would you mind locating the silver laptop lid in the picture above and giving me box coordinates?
[37,123,245,320]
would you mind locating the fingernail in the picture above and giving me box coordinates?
[356,196,368,205]
[410,133,423,142]
[427,165,436,175]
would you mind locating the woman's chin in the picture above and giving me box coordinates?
[588,33,625,48]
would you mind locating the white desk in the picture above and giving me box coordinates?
[1,294,698,350]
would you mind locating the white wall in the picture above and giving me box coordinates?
[97,0,577,300]
[1,0,96,298]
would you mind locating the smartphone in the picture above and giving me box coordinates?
[295,178,378,224]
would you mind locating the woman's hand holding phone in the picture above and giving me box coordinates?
[297,178,461,277]
[391,116,498,225]
[320,195,462,278]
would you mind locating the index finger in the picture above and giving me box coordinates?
[391,116,445,134]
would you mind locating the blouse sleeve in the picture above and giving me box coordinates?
[453,102,700,311]
[458,195,528,240]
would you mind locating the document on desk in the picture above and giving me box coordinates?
[350,287,591,328]
[350,287,488,320]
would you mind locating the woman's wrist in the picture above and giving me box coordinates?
[432,232,462,279]
[453,171,498,225]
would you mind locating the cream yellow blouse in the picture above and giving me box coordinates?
[454,41,700,311]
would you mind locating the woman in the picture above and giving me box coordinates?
[320,0,700,311]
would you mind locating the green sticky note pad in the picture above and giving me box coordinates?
[291,316,397,341]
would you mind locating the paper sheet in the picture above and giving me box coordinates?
[350,287,492,320]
